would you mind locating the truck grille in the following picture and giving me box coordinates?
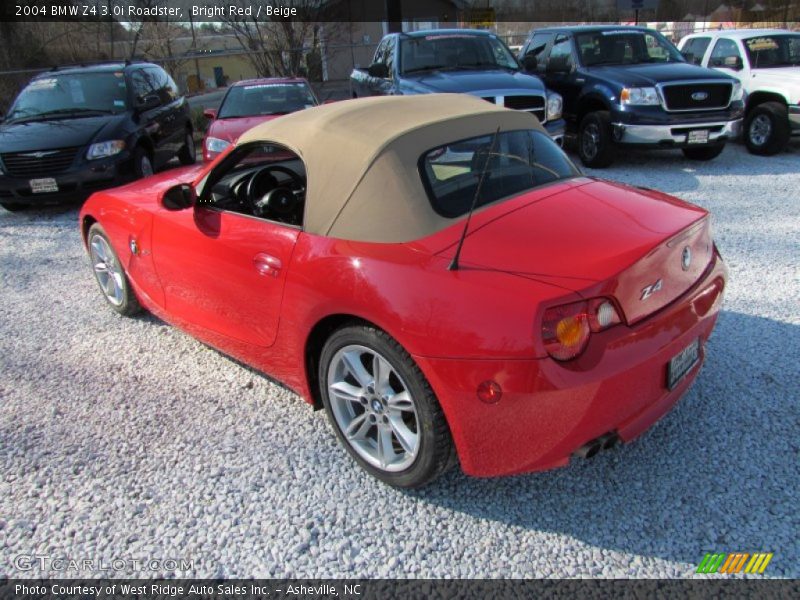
[481,94,547,123]
[660,82,732,112]
[1,146,80,178]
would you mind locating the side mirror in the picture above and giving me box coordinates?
[521,53,538,72]
[367,62,389,78]
[203,108,217,120]
[161,184,195,210]
[136,94,160,111]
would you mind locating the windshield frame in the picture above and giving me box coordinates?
[742,34,800,68]
[399,33,521,75]
[216,81,319,119]
[417,128,581,219]
[6,71,129,123]
[575,29,685,67]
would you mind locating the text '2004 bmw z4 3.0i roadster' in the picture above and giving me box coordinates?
[80,94,727,487]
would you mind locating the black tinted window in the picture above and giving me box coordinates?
[548,35,573,70]
[709,38,742,67]
[682,37,711,64]
[524,32,554,66]
[419,129,580,218]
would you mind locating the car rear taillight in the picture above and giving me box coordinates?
[541,298,622,361]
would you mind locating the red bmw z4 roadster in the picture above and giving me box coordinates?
[80,94,727,487]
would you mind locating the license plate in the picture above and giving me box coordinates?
[667,339,700,390]
[687,130,709,144]
[29,178,58,194]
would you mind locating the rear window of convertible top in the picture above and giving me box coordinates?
[418,129,580,218]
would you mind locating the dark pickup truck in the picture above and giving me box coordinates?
[351,29,566,144]
[518,25,744,167]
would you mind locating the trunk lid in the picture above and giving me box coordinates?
[436,179,712,324]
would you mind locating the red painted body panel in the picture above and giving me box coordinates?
[79,165,727,478]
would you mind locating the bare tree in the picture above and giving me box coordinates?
[220,0,339,78]
[139,21,191,79]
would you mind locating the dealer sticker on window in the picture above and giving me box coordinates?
[29,178,59,194]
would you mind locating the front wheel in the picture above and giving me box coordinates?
[578,111,617,168]
[177,130,196,165]
[319,325,455,488]
[132,146,154,178]
[744,102,790,156]
[682,144,725,161]
[87,224,142,316]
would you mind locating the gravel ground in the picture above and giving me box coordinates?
[0,141,798,579]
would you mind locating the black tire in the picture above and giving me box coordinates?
[319,324,456,488]
[177,129,196,165]
[682,144,725,161]
[1,202,30,212]
[132,145,154,178]
[578,110,617,168]
[744,101,790,156]
[86,223,142,317]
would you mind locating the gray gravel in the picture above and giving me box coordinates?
[1,141,798,579]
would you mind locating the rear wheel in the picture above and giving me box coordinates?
[578,110,616,168]
[87,224,142,316]
[177,130,196,165]
[744,102,790,156]
[682,144,725,161]
[319,325,455,488]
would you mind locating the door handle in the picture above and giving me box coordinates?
[253,253,282,277]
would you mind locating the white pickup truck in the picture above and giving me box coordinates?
[678,29,800,155]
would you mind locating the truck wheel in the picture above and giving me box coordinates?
[744,102,790,156]
[682,144,725,161]
[578,111,616,168]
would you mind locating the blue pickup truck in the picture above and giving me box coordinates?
[350,29,566,144]
[518,25,745,167]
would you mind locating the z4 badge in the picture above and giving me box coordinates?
[641,278,663,300]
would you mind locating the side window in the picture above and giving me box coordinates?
[129,69,156,104]
[373,39,389,65]
[522,32,553,70]
[548,35,573,71]
[709,38,743,68]
[201,143,306,227]
[146,67,178,104]
[644,32,669,61]
[683,37,711,64]
[384,36,396,74]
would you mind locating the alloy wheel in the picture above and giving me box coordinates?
[582,123,600,160]
[89,234,124,306]
[327,344,420,472]
[749,114,772,147]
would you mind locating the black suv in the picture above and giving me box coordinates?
[519,26,744,167]
[0,61,194,211]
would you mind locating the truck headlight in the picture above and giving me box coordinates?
[546,93,563,121]
[620,87,660,106]
[87,140,126,160]
[730,81,744,102]
[205,137,231,154]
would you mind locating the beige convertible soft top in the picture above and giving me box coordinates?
[238,94,544,243]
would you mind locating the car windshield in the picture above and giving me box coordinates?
[400,34,519,74]
[576,30,684,66]
[743,34,800,67]
[419,129,580,218]
[218,82,317,118]
[6,72,128,122]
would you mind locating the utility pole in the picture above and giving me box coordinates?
[386,0,402,33]
[188,10,202,90]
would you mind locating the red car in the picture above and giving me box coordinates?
[80,95,727,488]
[201,77,319,162]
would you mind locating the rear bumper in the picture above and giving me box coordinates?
[611,118,742,147]
[0,151,133,205]
[414,251,727,477]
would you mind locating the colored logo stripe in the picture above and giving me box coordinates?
[697,552,773,574]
